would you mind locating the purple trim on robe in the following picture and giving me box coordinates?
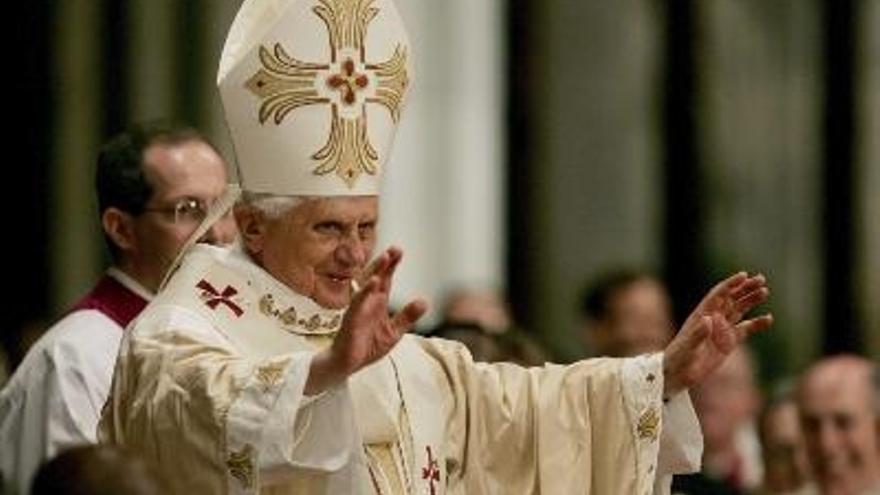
[69,275,148,329]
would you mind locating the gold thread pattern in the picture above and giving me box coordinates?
[313,0,379,61]
[227,444,256,489]
[255,361,287,393]
[366,45,408,123]
[242,0,408,189]
[312,106,378,187]
[637,407,660,441]
[258,293,342,334]
[245,44,330,124]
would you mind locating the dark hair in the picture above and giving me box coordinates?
[30,445,168,495]
[95,122,212,259]
[579,269,658,320]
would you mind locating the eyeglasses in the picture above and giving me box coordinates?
[142,197,209,225]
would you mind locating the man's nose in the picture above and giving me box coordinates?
[337,232,367,266]
[816,423,839,455]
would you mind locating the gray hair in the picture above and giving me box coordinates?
[240,191,309,220]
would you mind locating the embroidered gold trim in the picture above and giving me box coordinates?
[243,0,408,189]
[259,293,342,334]
[246,44,330,124]
[314,0,379,62]
[637,407,660,441]
[255,361,287,393]
[366,45,408,123]
[313,106,378,187]
[226,444,256,489]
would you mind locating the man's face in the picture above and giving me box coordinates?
[251,196,378,309]
[593,279,674,357]
[693,347,759,452]
[799,362,880,495]
[129,140,236,291]
[760,401,811,493]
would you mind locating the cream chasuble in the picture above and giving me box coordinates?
[100,244,700,494]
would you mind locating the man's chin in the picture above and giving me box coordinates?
[313,289,352,310]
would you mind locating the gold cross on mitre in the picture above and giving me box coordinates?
[244,0,409,189]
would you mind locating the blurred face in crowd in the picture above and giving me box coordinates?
[443,289,512,334]
[110,140,237,292]
[760,399,811,493]
[589,278,674,357]
[693,347,760,453]
[238,196,378,309]
[798,357,880,495]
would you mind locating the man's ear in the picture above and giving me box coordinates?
[234,205,267,256]
[102,207,136,254]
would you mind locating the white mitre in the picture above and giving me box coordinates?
[217,0,411,196]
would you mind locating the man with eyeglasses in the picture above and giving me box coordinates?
[0,122,237,494]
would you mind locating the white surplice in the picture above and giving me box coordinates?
[0,269,150,495]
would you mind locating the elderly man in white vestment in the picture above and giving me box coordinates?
[98,0,774,494]
[0,123,237,495]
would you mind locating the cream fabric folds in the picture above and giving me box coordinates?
[414,339,692,494]
[218,0,411,196]
[100,245,701,494]
[99,245,361,494]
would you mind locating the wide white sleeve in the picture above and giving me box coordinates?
[420,339,671,494]
[627,355,703,495]
[100,306,359,494]
[619,353,703,495]
[0,310,121,495]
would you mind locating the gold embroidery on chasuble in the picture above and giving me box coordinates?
[355,357,418,494]
[244,0,409,188]
[258,293,342,335]
[227,444,257,489]
[637,407,660,441]
[255,361,287,393]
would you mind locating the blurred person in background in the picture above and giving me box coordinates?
[796,355,880,495]
[756,381,812,494]
[30,444,168,495]
[441,286,513,335]
[579,269,676,357]
[430,286,549,365]
[0,122,238,495]
[674,345,764,494]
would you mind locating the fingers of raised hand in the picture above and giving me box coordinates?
[367,246,402,294]
[351,276,380,308]
[699,272,747,313]
[360,252,390,287]
[730,274,767,300]
[677,314,712,350]
[391,298,428,335]
[709,313,739,354]
[732,286,770,317]
[711,272,749,299]
[733,313,773,340]
[378,248,403,292]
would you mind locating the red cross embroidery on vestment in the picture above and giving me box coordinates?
[421,445,440,495]
[196,279,244,317]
